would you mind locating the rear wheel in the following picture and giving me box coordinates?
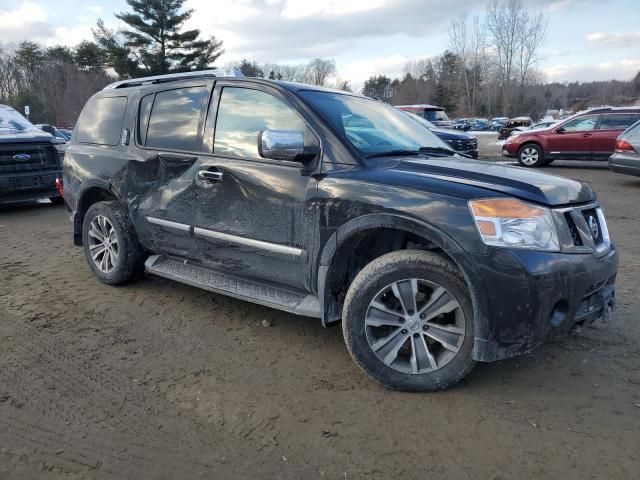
[517,144,545,167]
[82,201,145,285]
[342,250,475,391]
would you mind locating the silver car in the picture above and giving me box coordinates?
[609,120,640,177]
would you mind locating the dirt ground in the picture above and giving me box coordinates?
[1,159,639,479]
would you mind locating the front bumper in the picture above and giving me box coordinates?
[0,170,62,204]
[455,246,618,362]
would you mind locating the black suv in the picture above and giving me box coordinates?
[63,71,618,391]
[0,105,64,205]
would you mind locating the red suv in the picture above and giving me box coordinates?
[502,107,640,167]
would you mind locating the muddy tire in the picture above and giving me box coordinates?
[342,250,475,392]
[82,201,145,285]
[517,143,545,167]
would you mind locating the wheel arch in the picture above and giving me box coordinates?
[73,181,121,246]
[316,213,472,327]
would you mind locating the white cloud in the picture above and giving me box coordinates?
[86,5,103,14]
[341,54,412,84]
[543,58,640,82]
[586,32,640,48]
[0,1,53,45]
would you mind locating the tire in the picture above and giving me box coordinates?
[342,250,475,392]
[82,201,145,285]
[517,144,545,167]
[49,196,64,205]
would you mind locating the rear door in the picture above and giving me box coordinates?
[192,83,319,289]
[592,113,639,158]
[546,114,599,158]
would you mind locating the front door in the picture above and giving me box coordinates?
[547,114,599,158]
[193,84,319,290]
[591,113,639,158]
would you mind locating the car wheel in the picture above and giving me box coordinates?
[82,201,145,285]
[342,250,475,392]
[517,144,545,167]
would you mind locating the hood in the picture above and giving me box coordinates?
[393,158,595,206]
[0,130,57,144]
[430,127,474,140]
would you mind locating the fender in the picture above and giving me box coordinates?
[71,179,122,244]
[316,213,467,326]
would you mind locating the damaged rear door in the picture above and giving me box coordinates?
[129,82,213,258]
[193,82,319,289]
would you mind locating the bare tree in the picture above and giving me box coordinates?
[305,58,336,86]
[485,0,547,115]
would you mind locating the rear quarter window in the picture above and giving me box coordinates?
[76,96,127,146]
[598,114,639,130]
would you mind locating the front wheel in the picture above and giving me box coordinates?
[342,250,475,391]
[517,144,545,167]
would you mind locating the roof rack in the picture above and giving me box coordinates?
[103,69,244,90]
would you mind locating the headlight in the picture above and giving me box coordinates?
[469,198,560,252]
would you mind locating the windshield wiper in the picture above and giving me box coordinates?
[365,149,421,159]
[418,146,457,156]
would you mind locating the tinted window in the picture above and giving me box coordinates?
[214,87,306,159]
[598,114,638,130]
[562,115,599,132]
[76,96,127,145]
[425,110,449,122]
[146,87,207,151]
[138,93,154,144]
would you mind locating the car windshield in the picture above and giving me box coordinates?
[0,106,37,134]
[403,111,438,130]
[299,91,452,156]
[425,110,449,122]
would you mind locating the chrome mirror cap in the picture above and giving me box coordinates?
[258,129,305,161]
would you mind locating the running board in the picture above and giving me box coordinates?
[145,255,321,318]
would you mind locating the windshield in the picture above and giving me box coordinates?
[299,91,453,156]
[0,105,37,134]
[426,110,449,122]
[403,111,439,130]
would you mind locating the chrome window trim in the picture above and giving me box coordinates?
[193,227,303,257]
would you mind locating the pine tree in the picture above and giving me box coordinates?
[114,0,224,75]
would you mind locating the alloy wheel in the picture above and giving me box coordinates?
[87,215,119,273]
[520,147,539,165]
[365,278,466,374]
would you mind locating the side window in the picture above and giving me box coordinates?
[76,96,127,146]
[138,93,155,145]
[562,115,599,132]
[213,87,306,159]
[598,114,638,130]
[145,86,207,151]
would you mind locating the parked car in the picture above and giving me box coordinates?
[468,118,491,131]
[502,107,640,167]
[490,117,509,131]
[0,105,64,205]
[404,111,478,158]
[35,123,71,142]
[609,120,640,177]
[395,104,453,128]
[452,119,471,131]
[64,70,618,391]
[529,120,558,131]
[498,117,533,140]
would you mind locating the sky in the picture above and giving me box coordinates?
[0,0,638,86]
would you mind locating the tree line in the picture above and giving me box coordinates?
[1,0,638,126]
[363,0,639,119]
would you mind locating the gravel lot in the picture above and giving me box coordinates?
[1,158,639,479]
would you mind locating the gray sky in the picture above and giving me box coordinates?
[1,0,638,84]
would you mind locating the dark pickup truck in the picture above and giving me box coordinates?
[63,71,618,391]
[0,105,64,205]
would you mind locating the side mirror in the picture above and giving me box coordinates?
[258,129,317,162]
[555,126,566,134]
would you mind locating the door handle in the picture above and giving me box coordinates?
[582,133,593,137]
[197,170,223,182]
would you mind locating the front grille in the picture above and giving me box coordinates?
[554,204,611,255]
[445,138,478,151]
[0,143,59,174]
